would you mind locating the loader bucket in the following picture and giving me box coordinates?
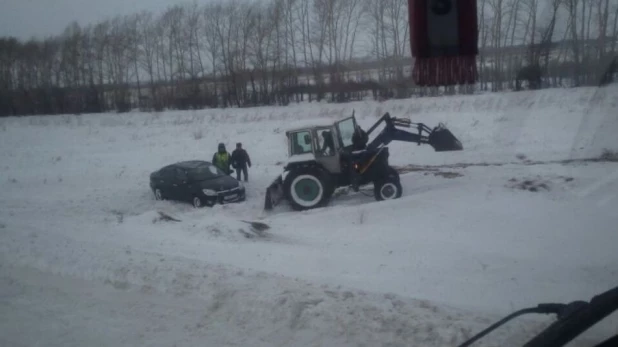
[264,175,285,211]
[428,124,463,152]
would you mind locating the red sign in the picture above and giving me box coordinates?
[408,0,479,86]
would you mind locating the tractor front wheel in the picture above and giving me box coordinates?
[374,168,402,201]
[283,168,333,211]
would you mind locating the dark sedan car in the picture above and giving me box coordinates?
[150,160,245,208]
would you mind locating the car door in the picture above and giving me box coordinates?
[156,166,176,199]
[172,168,192,202]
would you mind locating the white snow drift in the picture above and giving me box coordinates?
[1,85,618,347]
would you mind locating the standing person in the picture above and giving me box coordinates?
[231,142,251,182]
[212,143,232,174]
[347,125,368,191]
[321,130,335,155]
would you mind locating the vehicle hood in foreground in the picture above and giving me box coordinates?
[197,175,240,191]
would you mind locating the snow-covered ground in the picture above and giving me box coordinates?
[1,86,618,346]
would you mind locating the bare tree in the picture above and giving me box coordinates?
[366,0,388,81]
[478,0,491,90]
[503,0,522,89]
[134,11,160,109]
[105,16,134,111]
[366,0,411,84]
[3,0,618,117]
[385,0,409,80]
[294,0,313,83]
[211,1,255,107]
[565,0,583,85]
[203,3,224,106]
[597,0,611,59]
[0,38,21,115]
[247,1,277,104]
[311,0,328,77]
[611,2,618,54]
[488,0,508,91]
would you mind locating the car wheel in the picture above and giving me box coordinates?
[192,196,203,208]
[154,188,164,201]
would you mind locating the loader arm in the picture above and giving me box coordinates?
[365,112,462,152]
[367,127,427,151]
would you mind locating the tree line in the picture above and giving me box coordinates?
[1,0,617,117]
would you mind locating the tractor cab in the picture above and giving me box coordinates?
[284,116,359,174]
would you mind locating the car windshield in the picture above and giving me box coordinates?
[187,164,224,180]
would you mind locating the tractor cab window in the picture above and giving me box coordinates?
[290,131,313,155]
[336,117,356,149]
[316,129,336,156]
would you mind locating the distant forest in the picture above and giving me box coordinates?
[1,0,617,116]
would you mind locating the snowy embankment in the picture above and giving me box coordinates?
[1,85,618,346]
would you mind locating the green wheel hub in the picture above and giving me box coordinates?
[294,178,320,201]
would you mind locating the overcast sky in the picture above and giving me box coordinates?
[0,0,215,40]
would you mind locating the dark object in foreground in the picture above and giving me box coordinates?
[241,220,270,232]
[264,111,463,211]
[239,220,271,238]
[150,160,245,208]
[457,285,618,347]
[157,211,181,222]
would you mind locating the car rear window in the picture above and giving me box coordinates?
[188,164,224,180]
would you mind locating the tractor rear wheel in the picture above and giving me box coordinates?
[283,167,333,211]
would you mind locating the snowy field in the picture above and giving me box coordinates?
[1,86,618,346]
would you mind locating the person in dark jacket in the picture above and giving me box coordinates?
[347,125,369,191]
[212,143,232,174]
[351,125,368,150]
[321,130,335,155]
[231,142,251,182]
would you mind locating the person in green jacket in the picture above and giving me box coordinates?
[212,143,232,174]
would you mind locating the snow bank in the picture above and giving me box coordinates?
[121,209,274,243]
[1,260,557,347]
[4,85,615,167]
[1,85,617,347]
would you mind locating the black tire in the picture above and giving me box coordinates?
[283,167,334,211]
[192,196,204,208]
[374,167,402,201]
